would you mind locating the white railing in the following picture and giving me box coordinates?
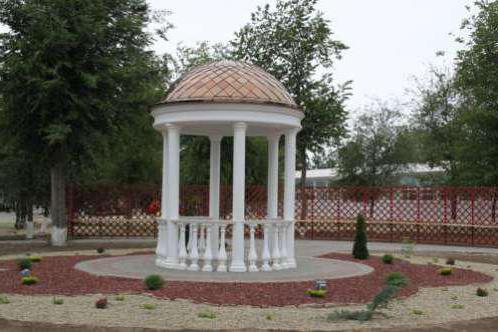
[156,217,293,272]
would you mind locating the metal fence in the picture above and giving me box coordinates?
[67,186,498,247]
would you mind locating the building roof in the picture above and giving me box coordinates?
[160,60,298,109]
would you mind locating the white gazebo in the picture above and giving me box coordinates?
[151,60,303,272]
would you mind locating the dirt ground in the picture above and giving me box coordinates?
[0,240,497,332]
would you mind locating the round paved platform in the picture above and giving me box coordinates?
[75,242,373,282]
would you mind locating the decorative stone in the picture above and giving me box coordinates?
[314,279,327,290]
[20,269,31,277]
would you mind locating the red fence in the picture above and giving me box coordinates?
[68,186,498,247]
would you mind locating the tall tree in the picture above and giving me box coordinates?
[231,0,350,219]
[0,0,164,245]
[337,102,412,186]
[452,0,498,185]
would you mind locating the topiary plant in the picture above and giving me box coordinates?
[352,214,369,260]
[144,274,165,290]
[18,258,32,271]
[382,254,394,264]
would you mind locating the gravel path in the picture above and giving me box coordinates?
[0,252,496,330]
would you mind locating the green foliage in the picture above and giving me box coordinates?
[439,268,453,276]
[141,303,157,310]
[115,295,125,301]
[198,310,217,319]
[305,289,327,298]
[367,285,399,312]
[96,248,105,254]
[95,298,108,309]
[382,254,394,264]
[0,295,10,304]
[265,313,275,321]
[231,0,350,191]
[144,274,165,290]
[337,102,414,186]
[18,259,32,271]
[450,304,464,309]
[352,214,369,260]
[476,288,488,297]
[52,297,64,305]
[27,256,42,263]
[0,0,167,233]
[21,276,39,285]
[385,272,409,288]
[411,309,424,315]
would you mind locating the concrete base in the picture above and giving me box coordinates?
[51,227,67,246]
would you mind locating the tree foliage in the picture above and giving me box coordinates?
[0,0,165,242]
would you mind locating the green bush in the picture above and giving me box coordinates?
[450,304,464,309]
[412,309,423,315]
[18,259,32,271]
[27,256,42,263]
[115,294,125,301]
[352,214,369,260]
[439,267,453,276]
[382,254,394,264]
[144,274,165,290]
[95,298,108,309]
[367,285,399,312]
[385,272,408,287]
[52,297,64,305]
[0,295,10,304]
[141,303,157,310]
[21,276,39,285]
[198,310,216,319]
[476,288,488,297]
[305,289,327,298]
[96,248,105,254]
[265,313,275,321]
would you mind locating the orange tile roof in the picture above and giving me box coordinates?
[161,60,298,109]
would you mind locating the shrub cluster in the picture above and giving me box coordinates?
[305,289,327,298]
[385,272,408,287]
[141,303,157,310]
[144,275,165,290]
[52,297,64,305]
[382,254,394,264]
[198,310,217,319]
[439,267,453,276]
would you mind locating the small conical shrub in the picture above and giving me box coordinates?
[352,214,369,260]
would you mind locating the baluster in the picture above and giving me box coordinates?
[217,225,228,272]
[187,225,193,251]
[279,223,288,269]
[178,223,187,269]
[155,220,168,259]
[271,223,281,270]
[199,225,206,255]
[261,223,271,271]
[202,224,213,272]
[188,223,199,271]
[248,224,258,272]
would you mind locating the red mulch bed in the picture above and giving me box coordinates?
[0,253,492,307]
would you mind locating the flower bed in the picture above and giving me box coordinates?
[0,253,492,307]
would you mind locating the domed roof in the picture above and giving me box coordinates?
[161,60,298,109]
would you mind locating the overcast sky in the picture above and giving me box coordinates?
[149,0,471,112]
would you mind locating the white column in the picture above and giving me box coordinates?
[156,131,168,264]
[267,134,280,219]
[230,122,247,272]
[209,135,222,258]
[164,124,180,269]
[284,128,299,269]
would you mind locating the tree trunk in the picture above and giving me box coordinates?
[299,148,308,221]
[50,157,67,246]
